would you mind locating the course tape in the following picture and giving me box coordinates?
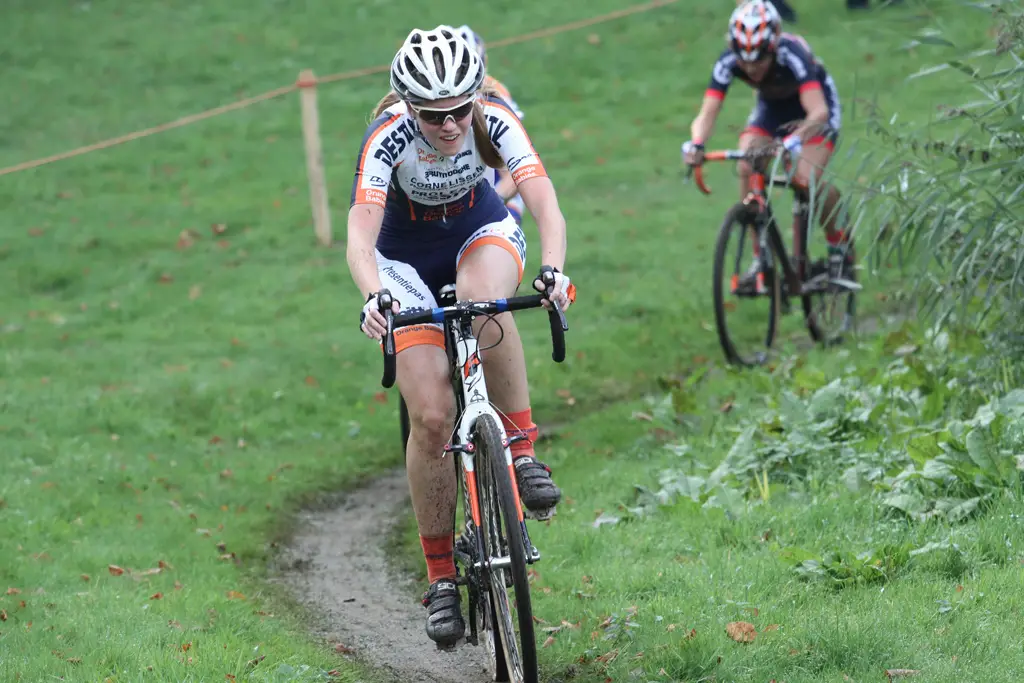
[0,0,679,178]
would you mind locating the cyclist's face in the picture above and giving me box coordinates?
[409,95,475,156]
[738,53,773,82]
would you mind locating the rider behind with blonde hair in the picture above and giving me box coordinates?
[450,23,528,226]
[348,25,575,648]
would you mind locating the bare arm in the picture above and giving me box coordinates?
[517,176,566,272]
[793,87,829,141]
[690,94,725,144]
[346,203,386,299]
[494,167,518,201]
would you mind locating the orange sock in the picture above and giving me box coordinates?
[501,408,538,460]
[420,535,455,583]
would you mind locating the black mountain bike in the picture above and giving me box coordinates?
[686,144,861,366]
[375,267,568,683]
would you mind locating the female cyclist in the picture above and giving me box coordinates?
[683,0,853,293]
[451,23,528,225]
[347,26,575,648]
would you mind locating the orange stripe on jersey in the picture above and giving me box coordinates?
[798,81,821,93]
[355,188,388,207]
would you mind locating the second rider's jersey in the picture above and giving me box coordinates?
[705,33,830,104]
[350,94,545,246]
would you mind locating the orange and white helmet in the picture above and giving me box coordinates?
[728,0,782,62]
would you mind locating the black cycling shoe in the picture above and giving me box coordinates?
[422,578,465,649]
[514,456,562,516]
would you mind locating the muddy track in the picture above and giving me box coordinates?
[278,469,490,683]
[276,307,910,682]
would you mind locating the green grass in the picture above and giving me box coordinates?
[0,0,1014,680]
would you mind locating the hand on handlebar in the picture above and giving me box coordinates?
[359,290,400,340]
[533,265,576,311]
[681,140,705,167]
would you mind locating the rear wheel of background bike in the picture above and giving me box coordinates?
[797,202,857,346]
[475,413,538,683]
[398,395,411,456]
[712,202,782,366]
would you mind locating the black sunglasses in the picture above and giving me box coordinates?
[411,97,476,126]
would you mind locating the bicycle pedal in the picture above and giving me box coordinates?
[524,505,557,522]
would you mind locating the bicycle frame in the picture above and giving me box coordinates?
[690,148,815,299]
[375,281,567,658]
[439,290,538,575]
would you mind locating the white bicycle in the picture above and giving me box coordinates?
[376,266,568,683]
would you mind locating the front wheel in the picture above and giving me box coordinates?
[474,413,538,683]
[712,202,782,366]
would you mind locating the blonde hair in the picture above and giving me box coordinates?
[371,85,504,170]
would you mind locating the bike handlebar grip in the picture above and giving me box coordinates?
[694,165,712,195]
[548,303,567,363]
[537,266,568,363]
[378,289,397,389]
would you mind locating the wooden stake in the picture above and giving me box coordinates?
[297,69,332,246]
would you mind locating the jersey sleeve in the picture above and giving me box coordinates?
[776,38,820,94]
[349,112,403,208]
[706,50,736,99]
[482,95,547,185]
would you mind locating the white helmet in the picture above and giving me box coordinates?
[454,24,487,65]
[390,26,485,103]
[728,0,782,62]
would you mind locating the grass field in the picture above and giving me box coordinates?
[0,0,1018,681]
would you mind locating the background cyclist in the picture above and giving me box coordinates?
[348,26,575,649]
[683,0,852,293]
[452,23,529,226]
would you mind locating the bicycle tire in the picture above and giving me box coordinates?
[475,413,538,683]
[796,203,856,346]
[712,202,781,366]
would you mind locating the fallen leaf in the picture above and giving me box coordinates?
[181,642,192,652]
[305,375,319,387]
[107,566,125,577]
[226,590,246,600]
[158,273,174,284]
[327,671,341,678]
[334,643,354,654]
[720,400,734,413]
[158,560,173,570]
[150,592,163,600]
[885,670,921,681]
[0,610,6,621]
[189,285,202,300]
[542,636,555,648]
[683,628,697,641]
[587,33,601,45]
[211,223,227,235]
[762,624,780,632]
[28,227,45,237]
[726,621,756,643]
[68,657,82,665]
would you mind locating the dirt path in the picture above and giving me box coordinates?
[277,469,490,683]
